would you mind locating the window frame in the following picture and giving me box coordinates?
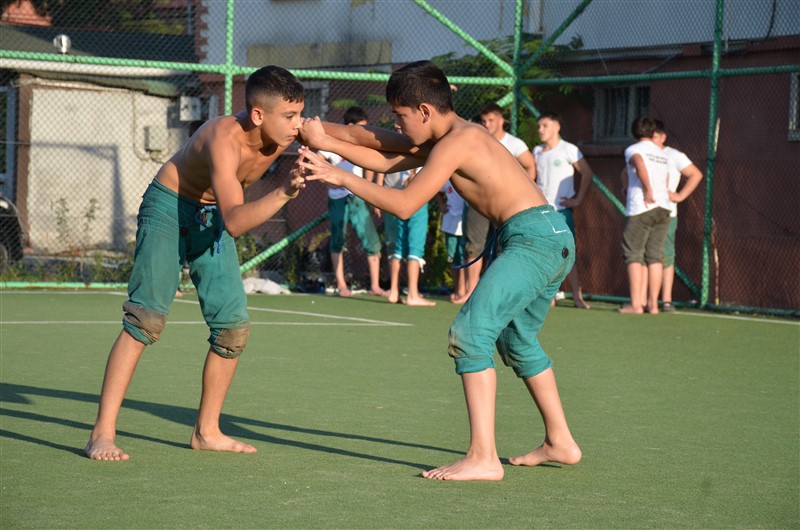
[592,84,650,144]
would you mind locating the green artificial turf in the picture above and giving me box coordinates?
[1,291,798,528]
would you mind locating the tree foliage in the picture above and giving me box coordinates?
[433,33,582,145]
[1,0,186,34]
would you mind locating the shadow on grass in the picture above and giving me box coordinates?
[0,382,461,469]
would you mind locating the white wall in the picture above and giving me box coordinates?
[542,0,800,51]
[200,0,542,67]
[199,0,799,68]
[25,80,184,253]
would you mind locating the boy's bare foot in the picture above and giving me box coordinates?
[336,288,352,298]
[387,291,400,304]
[422,455,504,481]
[190,428,257,453]
[369,288,389,297]
[618,304,643,314]
[508,440,582,467]
[405,296,436,307]
[646,304,659,315]
[85,436,130,461]
[574,298,591,309]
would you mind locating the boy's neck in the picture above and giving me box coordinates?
[542,137,560,151]
[429,111,460,141]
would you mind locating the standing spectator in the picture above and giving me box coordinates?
[652,121,703,311]
[619,116,672,315]
[438,179,467,302]
[533,112,593,309]
[319,107,388,297]
[384,168,436,306]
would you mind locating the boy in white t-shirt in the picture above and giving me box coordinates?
[651,121,703,311]
[438,179,466,302]
[533,112,593,309]
[619,116,672,315]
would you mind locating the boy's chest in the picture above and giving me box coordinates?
[237,152,281,188]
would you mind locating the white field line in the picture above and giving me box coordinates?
[0,292,410,327]
[670,311,799,326]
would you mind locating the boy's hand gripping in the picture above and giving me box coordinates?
[284,150,308,199]
[298,116,327,150]
[298,146,348,188]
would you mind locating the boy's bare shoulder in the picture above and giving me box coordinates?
[433,119,487,151]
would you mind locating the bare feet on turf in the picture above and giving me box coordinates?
[404,296,436,306]
[646,304,659,315]
[574,298,591,309]
[618,304,643,314]
[508,440,582,467]
[369,288,389,297]
[422,454,504,481]
[336,288,352,298]
[449,292,466,303]
[85,436,130,461]
[388,291,400,304]
[190,427,257,453]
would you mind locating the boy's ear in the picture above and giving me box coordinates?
[419,103,432,123]
[250,106,264,126]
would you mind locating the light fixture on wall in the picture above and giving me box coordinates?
[53,34,71,54]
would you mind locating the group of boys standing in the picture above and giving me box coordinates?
[323,101,595,309]
[327,98,703,316]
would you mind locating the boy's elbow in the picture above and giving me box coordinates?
[395,205,416,220]
[225,222,245,239]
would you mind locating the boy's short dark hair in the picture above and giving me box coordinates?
[386,60,454,114]
[652,118,666,135]
[631,116,658,140]
[479,103,504,117]
[246,65,304,111]
[343,106,369,125]
[538,111,562,124]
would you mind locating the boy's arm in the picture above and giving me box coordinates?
[301,140,456,220]
[630,154,655,205]
[669,164,703,203]
[516,151,537,182]
[209,140,303,237]
[302,118,426,174]
[320,121,433,156]
[561,158,593,208]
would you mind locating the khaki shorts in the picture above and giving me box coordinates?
[622,207,671,265]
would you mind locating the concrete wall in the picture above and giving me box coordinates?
[18,78,185,253]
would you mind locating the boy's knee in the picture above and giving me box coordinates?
[208,326,250,359]
[448,321,495,374]
[122,301,167,345]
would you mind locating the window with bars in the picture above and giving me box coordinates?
[593,85,650,143]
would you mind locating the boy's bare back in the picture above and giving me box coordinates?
[418,116,547,226]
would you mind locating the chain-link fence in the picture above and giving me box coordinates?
[1,0,798,315]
